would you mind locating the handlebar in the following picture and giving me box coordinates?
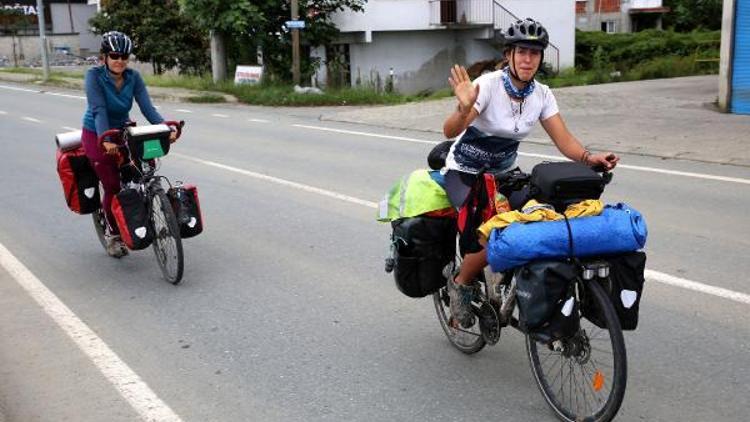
[495,160,613,192]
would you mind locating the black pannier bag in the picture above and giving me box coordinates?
[168,183,203,239]
[388,216,456,298]
[515,260,580,339]
[583,251,646,330]
[530,162,605,211]
[111,188,154,250]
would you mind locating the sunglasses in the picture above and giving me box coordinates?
[107,52,129,61]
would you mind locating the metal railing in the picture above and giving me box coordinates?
[429,0,494,26]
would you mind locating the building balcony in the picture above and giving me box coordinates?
[429,0,494,27]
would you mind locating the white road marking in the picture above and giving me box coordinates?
[293,124,437,145]
[61,126,78,131]
[176,109,193,113]
[0,110,7,115]
[212,113,229,118]
[175,152,750,306]
[22,116,42,123]
[294,124,750,185]
[0,85,39,93]
[646,270,750,305]
[248,118,269,123]
[172,153,378,208]
[0,242,183,422]
[46,91,85,100]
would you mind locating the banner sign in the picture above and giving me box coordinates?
[234,65,263,85]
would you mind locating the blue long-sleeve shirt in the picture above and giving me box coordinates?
[82,66,163,138]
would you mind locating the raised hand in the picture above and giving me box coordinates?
[448,64,479,115]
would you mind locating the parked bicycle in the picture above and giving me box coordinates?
[92,120,186,284]
[431,167,629,422]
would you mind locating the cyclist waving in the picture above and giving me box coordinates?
[80,31,176,258]
[441,19,619,327]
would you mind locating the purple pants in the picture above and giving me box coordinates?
[81,128,121,234]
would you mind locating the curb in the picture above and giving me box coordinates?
[0,71,236,103]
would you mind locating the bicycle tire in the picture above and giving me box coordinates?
[150,189,184,284]
[526,280,627,422]
[92,183,108,251]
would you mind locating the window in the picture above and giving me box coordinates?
[601,20,617,33]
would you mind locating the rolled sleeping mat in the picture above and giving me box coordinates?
[55,130,83,152]
[487,203,648,272]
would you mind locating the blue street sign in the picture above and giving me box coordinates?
[285,20,305,29]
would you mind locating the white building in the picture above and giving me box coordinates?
[575,0,669,33]
[320,0,575,93]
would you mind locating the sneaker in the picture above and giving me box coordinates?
[446,271,478,328]
[106,235,129,258]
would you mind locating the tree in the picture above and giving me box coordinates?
[180,0,264,82]
[662,0,723,31]
[181,0,366,83]
[89,0,209,75]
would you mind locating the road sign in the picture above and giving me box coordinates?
[285,20,305,29]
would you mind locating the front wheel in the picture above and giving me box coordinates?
[526,280,627,422]
[433,286,486,354]
[150,189,184,284]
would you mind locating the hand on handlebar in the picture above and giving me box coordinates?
[102,141,120,156]
[169,131,178,143]
[588,152,619,170]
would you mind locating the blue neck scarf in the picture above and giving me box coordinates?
[502,67,535,100]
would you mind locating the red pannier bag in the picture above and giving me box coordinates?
[169,183,203,239]
[56,146,100,214]
[111,188,154,250]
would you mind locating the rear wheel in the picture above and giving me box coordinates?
[150,189,184,284]
[526,280,627,422]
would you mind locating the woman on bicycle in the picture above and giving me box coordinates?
[81,31,176,258]
[441,19,619,327]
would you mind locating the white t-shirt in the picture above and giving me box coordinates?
[445,69,560,173]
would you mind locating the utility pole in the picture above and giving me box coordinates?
[36,0,50,81]
[291,0,301,86]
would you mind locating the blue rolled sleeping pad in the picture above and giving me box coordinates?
[487,203,648,272]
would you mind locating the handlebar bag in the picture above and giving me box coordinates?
[530,162,604,212]
[56,146,100,214]
[111,188,154,250]
[389,216,456,298]
[124,124,172,161]
[582,251,646,331]
[168,184,203,239]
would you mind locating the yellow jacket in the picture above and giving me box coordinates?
[477,199,604,240]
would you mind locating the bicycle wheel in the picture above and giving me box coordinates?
[92,183,108,251]
[433,288,486,354]
[150,189,184,284]
[92,208,108,250]
[526,280,627,422]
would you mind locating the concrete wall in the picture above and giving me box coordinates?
[344,29,502,93]
[0,34,79,65]
[50,3,98,52]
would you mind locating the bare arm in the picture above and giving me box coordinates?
[443,105,478,138]
[443,64,480,139]
[540,113,619,169]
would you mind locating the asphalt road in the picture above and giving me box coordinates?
[1,82,749,422]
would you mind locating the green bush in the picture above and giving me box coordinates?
[575,29,720,71]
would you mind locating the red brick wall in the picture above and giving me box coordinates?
[576,1,587,14]
[594,0,621,13]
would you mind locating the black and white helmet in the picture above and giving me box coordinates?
[100,31,133,55]
[504,18,549,50]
